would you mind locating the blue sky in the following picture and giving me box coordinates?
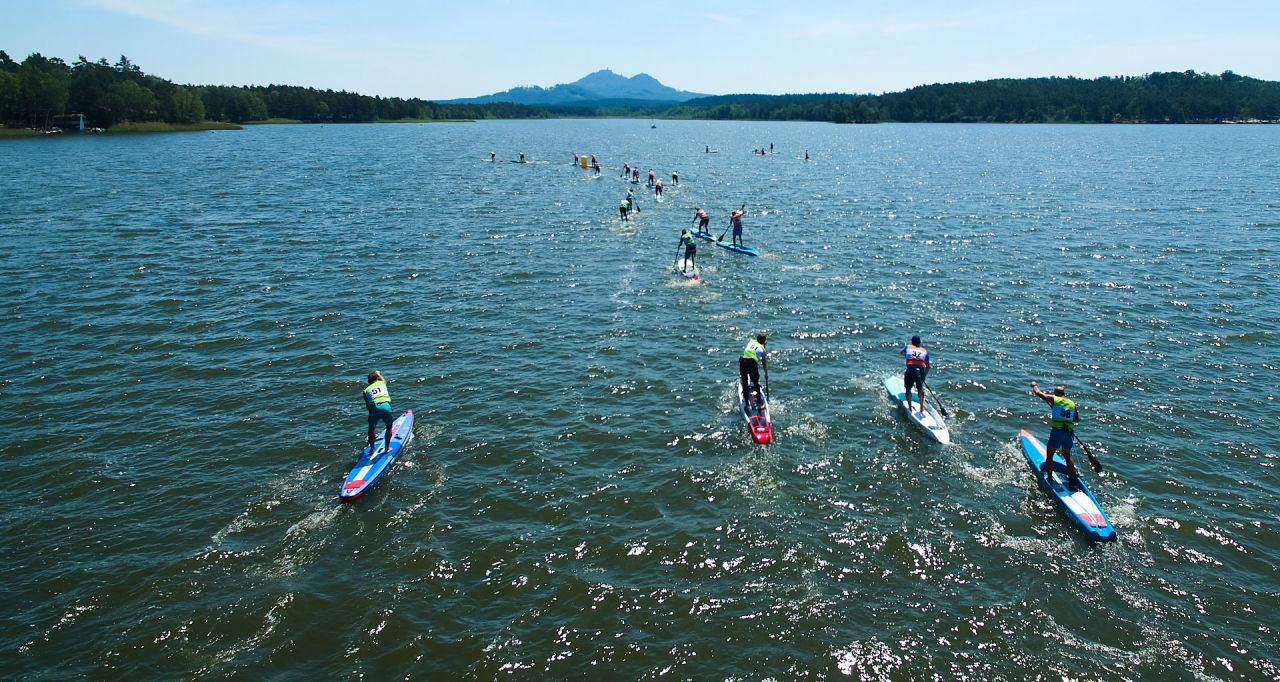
[6,0,1279,99]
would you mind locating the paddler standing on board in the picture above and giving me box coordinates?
[363,371,395,455]
[740,333,768,410]
[654,178,664,198]
[692,207,709,232]
[901,335,930,415]
[678,227,697,274]
[619,195,630,222]
[1031,381,1082,489]
[729,208,747,247]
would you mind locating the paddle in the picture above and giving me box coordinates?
[922,379,949,418]
[1073,432,1104,473]
[674,239,684,271]
[763,358,770,406]
[718,203,746,241]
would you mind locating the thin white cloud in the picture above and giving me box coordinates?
[785,18,853,39]
[784,5,1057,41]
[703,12,740,24]
[79,0,379,65]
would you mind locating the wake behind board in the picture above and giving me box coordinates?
[716,240,760,257]
[1019,430,1116,542]
[655,194,665,203]
[738,379,772,444]
[673,257,700,281]
[340,410,414,501]
[883,376,950,444]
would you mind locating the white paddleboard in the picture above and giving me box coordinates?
[883,376,950,444]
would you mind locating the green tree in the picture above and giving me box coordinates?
[0,70,19,124]
[69,56,119,125]
[104,79,156,122]
[18,53,70,127]
[160,84,204,123]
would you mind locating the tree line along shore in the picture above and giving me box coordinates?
[3,50,1278,137]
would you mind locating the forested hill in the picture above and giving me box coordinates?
[0,51,548,129]
[3,50,1277,130]
[667,72,1280,123]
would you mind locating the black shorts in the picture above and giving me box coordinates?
[739,357,760,386]
[904,367,924,391]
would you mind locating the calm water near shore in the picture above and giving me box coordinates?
[1,119,1277,679]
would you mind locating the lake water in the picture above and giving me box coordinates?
[1,119,1277,679]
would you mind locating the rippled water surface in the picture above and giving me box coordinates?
[2,120,1278,679]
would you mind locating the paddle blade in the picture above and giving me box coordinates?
[1073,433,1104,472]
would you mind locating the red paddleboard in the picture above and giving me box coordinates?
[738,379,772,444]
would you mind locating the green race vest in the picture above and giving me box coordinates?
[742,339,765,362]
[364,380,391,406]
[1051,396,1076,430]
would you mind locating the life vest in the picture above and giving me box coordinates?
[363,380,391,406]
[680,231,694,248]
[1051,396,1077,430]
[742,339,765,363]
[904,344,929,368]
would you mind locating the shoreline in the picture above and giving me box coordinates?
[5,117,1275,142]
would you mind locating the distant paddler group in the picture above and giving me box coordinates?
[573,153,602,175]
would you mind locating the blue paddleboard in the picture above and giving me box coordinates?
[340,410,414,501]
[715,240,760,257]
[1019,429,1115,541]
[692,230,717,241]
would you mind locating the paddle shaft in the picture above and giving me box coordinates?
[923,379,948,417]
[763,359,770,400]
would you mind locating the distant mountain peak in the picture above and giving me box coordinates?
[443,70,708,105]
